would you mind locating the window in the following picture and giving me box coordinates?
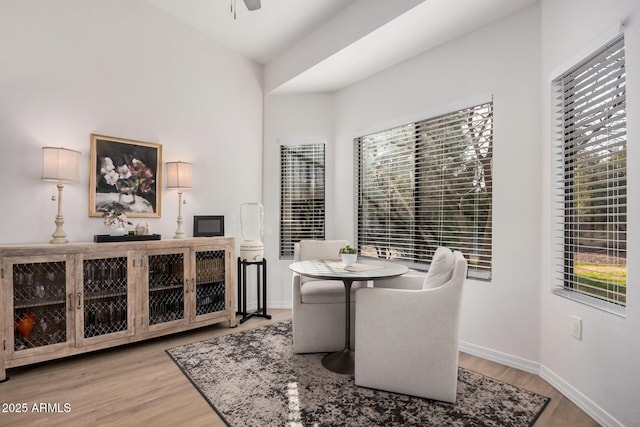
[553,35,626,312]
[356,102,493,279]
[280,143,325,258]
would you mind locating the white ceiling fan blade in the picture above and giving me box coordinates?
[244,0,261,11]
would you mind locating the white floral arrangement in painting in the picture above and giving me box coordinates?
[100,156,154,197]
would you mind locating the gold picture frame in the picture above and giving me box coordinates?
[89,134,162,218]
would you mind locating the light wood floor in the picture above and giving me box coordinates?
[0,309,597,426]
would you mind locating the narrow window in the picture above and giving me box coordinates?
[553,35,627,312]
[280,143,326,258]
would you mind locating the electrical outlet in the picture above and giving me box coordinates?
[571,315,582,340]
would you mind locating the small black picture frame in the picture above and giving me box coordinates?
[193,215,225,237]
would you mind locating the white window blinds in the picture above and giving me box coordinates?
[280,143,325,258]
[553,35,626,310]
[356,102,493,278]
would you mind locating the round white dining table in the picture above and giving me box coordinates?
[289,258,408,375]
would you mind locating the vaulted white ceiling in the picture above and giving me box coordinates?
[144,0,539,93]
[144,0,355,64]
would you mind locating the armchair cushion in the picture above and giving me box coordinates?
[296,239,348,284]
[300,280,366,304]
[297,239,347,261]
[423,246,454,289]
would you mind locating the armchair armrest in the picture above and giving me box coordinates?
[292,272,302,303]
[373,271,427,290]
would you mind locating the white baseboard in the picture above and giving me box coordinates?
[240,300,290,311]
[266,300,291,309]
[539,365,624,427]
[458,340,540,374]
[459,340,623,426]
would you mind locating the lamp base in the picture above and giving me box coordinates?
[50,212,68,245]
[174,192,185,239]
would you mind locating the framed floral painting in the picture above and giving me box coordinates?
[89,134,162,218]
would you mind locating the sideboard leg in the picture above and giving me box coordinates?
[0,332,7,382]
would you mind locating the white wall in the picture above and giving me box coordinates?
[539,0,640,425]
[262,93,335,307]
[264,6,543,363]
[0,0,263,245]
[333,6,542,363]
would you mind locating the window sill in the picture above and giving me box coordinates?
[553,288,626,318]
[383,259,491,282]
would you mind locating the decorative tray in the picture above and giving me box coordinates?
[93,234,161,243]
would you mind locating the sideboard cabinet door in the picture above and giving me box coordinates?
[2,255,75,361]
[188,244,234,325]
[76,251,136,347]
[141,247,190,333]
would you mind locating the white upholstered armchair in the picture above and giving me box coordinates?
[354,247,467,403]
[291,240,368,353]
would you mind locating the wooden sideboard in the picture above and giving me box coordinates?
[0,237,236,381]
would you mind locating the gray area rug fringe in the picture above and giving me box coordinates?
[166,321,549,426]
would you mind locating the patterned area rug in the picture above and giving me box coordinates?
[166,321,549,426]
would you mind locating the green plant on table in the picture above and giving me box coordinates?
[339,245,357,255]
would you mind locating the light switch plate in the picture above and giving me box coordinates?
[571,315,582,340]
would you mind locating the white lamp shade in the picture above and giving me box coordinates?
[41,147,81,182]
[166,161,193,189]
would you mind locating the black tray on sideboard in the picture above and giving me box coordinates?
[94,234,161,243]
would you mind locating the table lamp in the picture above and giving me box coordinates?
[166,161,192,239]
[41,147,81,244]
[240,202,264,261]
